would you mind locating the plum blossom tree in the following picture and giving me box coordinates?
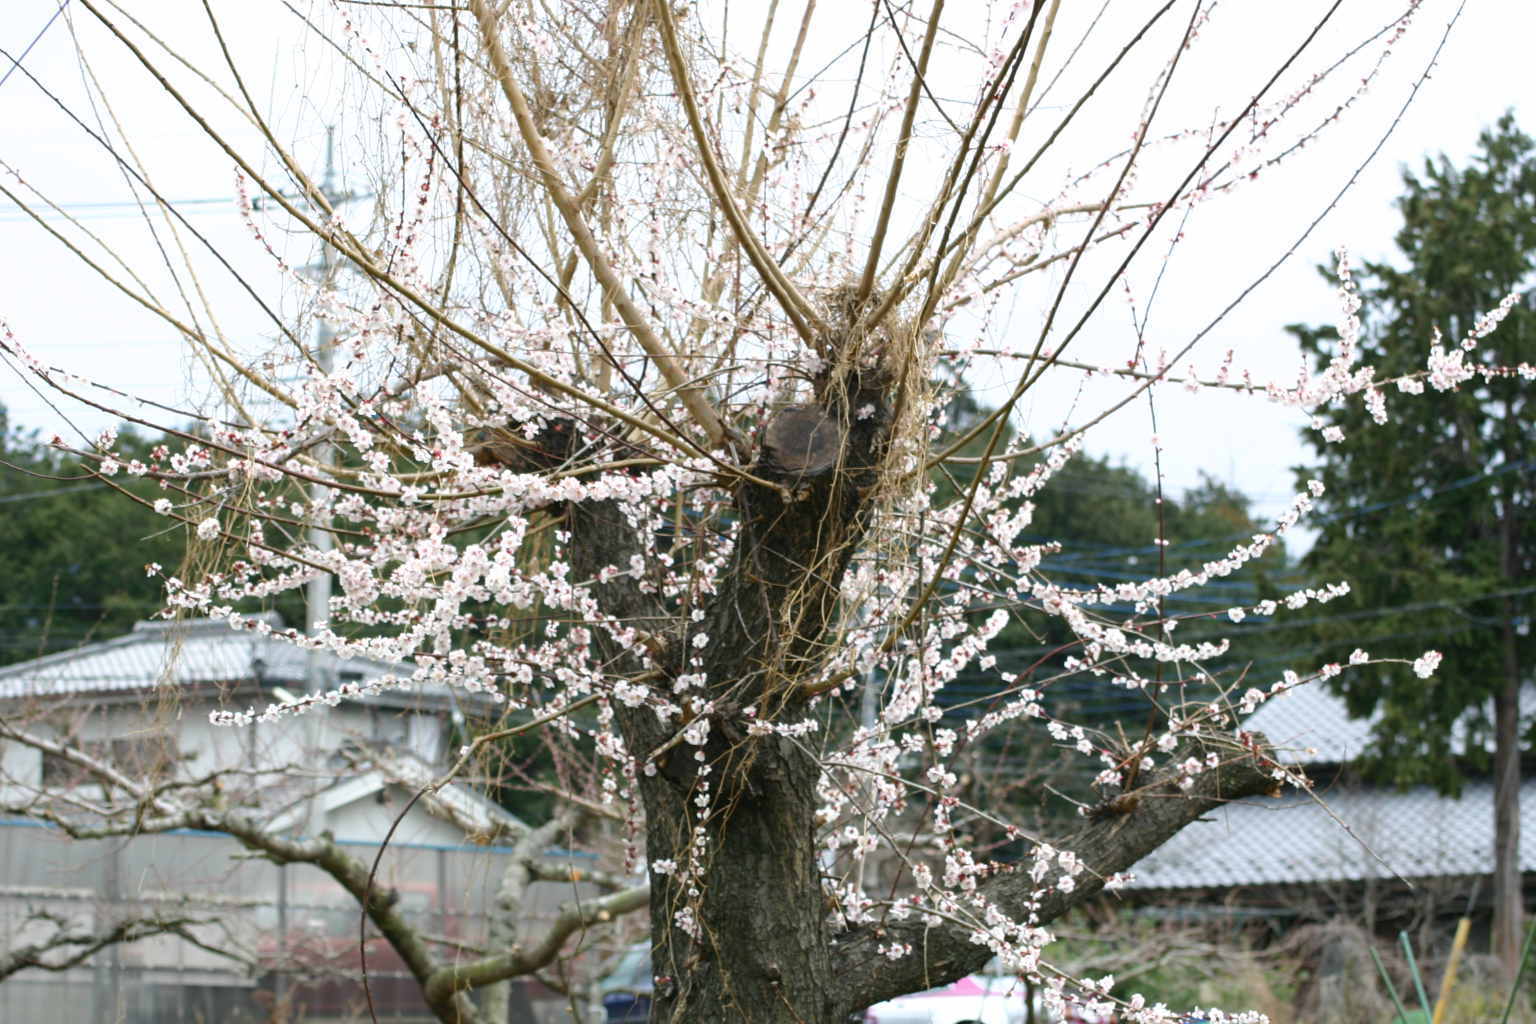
[0,0,1506,1021]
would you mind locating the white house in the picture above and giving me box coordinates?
[0,615,607,1024]
[0,612,519,846]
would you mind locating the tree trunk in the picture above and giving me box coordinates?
[1493,614,1523,979]
[624,386,882,1022]
[553,341,1282,1021]
[639,736,835,1022]
[629,733,1279,1023]
[566,338,895,1021]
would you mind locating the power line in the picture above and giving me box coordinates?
[1045,456,1536,568]
[0,1,68,94]
[1211,583,1536,639]
[0,197,230,211]
[0,196,237,223]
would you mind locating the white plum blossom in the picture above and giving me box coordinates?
[1412,650,1443,679]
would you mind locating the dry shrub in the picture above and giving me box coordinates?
[1285,920,1395,1024]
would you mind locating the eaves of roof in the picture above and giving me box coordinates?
[1242,680,1536,767]
[0,614,492,715]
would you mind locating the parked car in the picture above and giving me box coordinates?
[861,959,1113,1024]
[594,941,652,1022]
[592,944,1110,1024]
[861,960,1036,1024]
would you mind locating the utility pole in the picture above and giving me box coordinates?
[261,126,367,1008]
[280,127,367,695]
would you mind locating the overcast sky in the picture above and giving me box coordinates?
[1,0,1531,545]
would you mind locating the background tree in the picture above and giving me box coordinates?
[0,409,185,663]
[937,424,1293,839]
[1289,112,1536,975]
[0,1,1460,1021]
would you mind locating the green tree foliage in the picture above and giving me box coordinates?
[0,409,185,664]
[1289,115,1536,785]
[1289,113,1536,971]
[936,390,1288,659]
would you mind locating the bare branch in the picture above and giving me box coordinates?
[0,912,236,980]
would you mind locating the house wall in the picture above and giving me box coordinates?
[0,736,39,792]
[0,695,448,818]
[0,820,565,1024]
[323,786,470,846]
[0,702,183,799]
[289,702,446,770]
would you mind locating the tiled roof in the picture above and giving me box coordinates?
[1241,684,1375,765]
[0,614,418,704]
[1126,679,1536,891]
[1128,778,1536,890]
[1243,681,1536,766]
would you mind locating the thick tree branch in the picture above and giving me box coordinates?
[192,812,483,1023]
[693,346,895,725]
[423,883,650,1005]
[481,807,578,1024]
[830,736,1279,1015]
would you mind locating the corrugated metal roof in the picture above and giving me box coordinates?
[1128,779,1536,890]
[0,614,409,701]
